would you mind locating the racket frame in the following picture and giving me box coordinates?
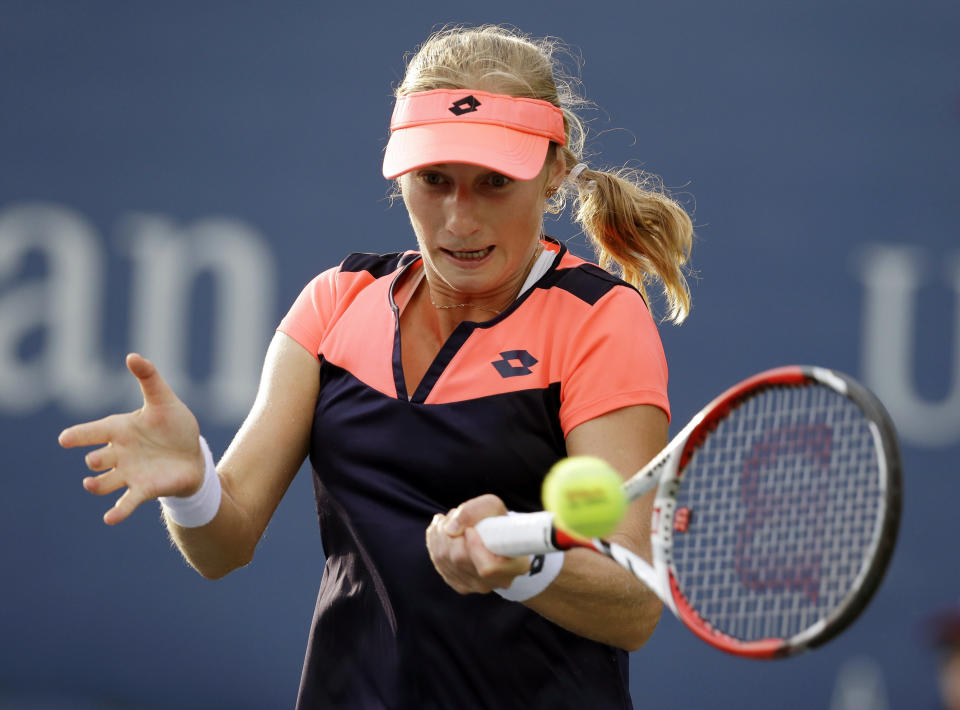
[650,365,900,658]
[477,365,902,660]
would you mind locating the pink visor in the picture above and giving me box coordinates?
[382,89,566,181]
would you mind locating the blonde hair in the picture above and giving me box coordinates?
[397,25,694,324]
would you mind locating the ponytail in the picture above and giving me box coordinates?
[558,150,693,324]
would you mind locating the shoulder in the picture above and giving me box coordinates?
[301,250,418,307]
[537,246,646,311]
[532,244,662,366]
[278,250,419,356]
[338,250,418,278]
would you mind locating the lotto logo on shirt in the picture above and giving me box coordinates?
[491,350,539,378]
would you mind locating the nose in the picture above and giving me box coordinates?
[443,184,481,238]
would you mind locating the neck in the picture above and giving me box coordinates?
[425,241,544,319]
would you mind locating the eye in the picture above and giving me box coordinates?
[419,171,446,186]
[488,173,511,188]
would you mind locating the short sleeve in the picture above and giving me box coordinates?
[277,265,340,358]
[559,286,670,435]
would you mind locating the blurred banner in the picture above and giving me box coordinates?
[1,2,957,708]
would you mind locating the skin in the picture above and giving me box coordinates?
[942,650,960,710]
[400,160,559,316]
[59,149,665,651]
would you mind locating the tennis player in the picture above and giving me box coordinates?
[60,25,694,709]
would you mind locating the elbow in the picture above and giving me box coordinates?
[192,546,255,581]
[619,627,656,653]
[196,564,234,581]
[163,495,262,580]
[617,599,663,652]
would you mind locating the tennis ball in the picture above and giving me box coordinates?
[541,456,627,539]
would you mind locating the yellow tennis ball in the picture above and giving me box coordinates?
[541,456,627,538]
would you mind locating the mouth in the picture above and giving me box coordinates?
[442,246,494,261]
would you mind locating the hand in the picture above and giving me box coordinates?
[425,494,531,594]
[58,353,204,525]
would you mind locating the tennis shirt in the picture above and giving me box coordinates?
[278,238,669,709]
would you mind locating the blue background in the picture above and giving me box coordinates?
[1,1,958,708]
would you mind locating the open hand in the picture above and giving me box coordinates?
[59,353,204,525]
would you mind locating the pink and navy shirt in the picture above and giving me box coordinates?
[279,238,668,709]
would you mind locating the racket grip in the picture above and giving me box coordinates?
[474,511,559,557]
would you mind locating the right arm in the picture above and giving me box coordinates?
[59,332,320,580]
[168,332,320,578]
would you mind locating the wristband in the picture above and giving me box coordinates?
[159,435,222,528]
[493,550,564,602]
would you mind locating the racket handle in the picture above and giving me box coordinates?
[474,511,559,557]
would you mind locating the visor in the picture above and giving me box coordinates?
[382,89,566,181]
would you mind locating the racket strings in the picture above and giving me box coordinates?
[671,384,883,643]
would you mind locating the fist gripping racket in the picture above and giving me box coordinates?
[475,366,902,659]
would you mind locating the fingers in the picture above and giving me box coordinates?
[59,354,176,450]
[60,354,194,528]
[126,352,176,408]
[443,494,508,536]
[83,443,117,472]
[58,415,118,449]
[427,514,480,593]
[464,527,529,581]
[103,486,148,526]
[427,511,529,594]
[125,351,155,379]
[82,467,125,496]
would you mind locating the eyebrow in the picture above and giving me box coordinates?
[414,166,512,180]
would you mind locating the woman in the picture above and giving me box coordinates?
[60,25,693,709]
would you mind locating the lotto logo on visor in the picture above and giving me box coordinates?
[382,88,566,181]
[449,95,481,115]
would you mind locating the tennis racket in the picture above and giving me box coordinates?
[475,365,902,659]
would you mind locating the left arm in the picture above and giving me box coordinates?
[425,404,667,651]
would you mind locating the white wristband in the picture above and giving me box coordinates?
[494,550,564,602]
[159,435,222,528]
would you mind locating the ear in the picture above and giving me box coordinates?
[546,143,566,189]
